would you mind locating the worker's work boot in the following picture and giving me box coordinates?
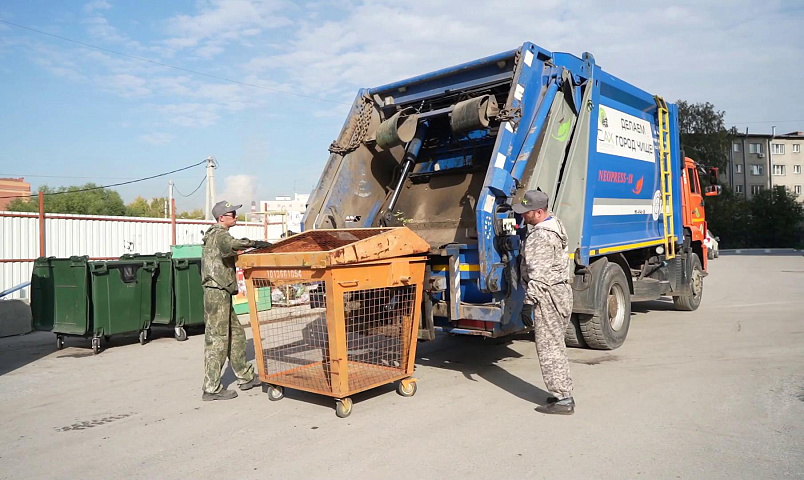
[535,397,574,415]
[202,389,238,401]
[238,376,262,391]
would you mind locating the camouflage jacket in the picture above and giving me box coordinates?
[520,215,572,304]
[201,224,255,294]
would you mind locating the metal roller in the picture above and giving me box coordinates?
[376,108,419,149]
[450,94,500,134]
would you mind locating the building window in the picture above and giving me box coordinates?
[795,165,802,174]
[735,164,743,174]
[751,185,764,195]
[750,164,764,176]
[796,185,802,195]
[733,143,741,152]
[772,143,785,155]
[749,143,764,154]
[734,184,743,194]
[773,164,786,176]
[794,144,801,153]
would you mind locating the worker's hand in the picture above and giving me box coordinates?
[253,240,272,250]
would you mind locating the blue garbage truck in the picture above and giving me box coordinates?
[302,41,720,349]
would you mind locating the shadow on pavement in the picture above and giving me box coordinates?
[632,298,678,314]
[0,331,57,376]
[414,333,553,406]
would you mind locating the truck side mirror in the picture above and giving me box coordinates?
[704,185,721,197]
[708,167,719,185]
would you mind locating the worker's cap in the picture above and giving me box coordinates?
[512,190,549,214]
[212,200,242,219]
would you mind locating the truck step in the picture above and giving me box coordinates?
[632,278,670,302]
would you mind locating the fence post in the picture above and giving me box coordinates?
[171,198,177,246]
[38,191,45,257]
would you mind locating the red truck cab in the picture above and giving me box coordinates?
[680,157,720,270]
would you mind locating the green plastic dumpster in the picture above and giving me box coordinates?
[120,253,174,328]
[31,256,91,350]
[172,257,205,341]
[171,244,203,259]
[89,259,157,354]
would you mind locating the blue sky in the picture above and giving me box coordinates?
[1,0,801,212]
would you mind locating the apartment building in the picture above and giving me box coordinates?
[728,131,804,201]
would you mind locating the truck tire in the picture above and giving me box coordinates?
[673,253,703,311]
[564,314,588,348]
[581,263,631,350]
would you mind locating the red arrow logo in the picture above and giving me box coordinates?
[632,176,644,195]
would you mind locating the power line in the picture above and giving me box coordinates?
[0,173,200,180]
[0,160,206,200]
[174,175,206,197]
[0,19,350,106]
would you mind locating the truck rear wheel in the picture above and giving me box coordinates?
[673,254,703,311]
[564,314,588,348]
[581,263,631,350]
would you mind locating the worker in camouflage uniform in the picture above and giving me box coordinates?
[201,200,271,401]
[514,190,575,415]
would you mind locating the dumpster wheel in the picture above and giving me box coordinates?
[335,398,352,418]
[91,337,102,355]
[56,335,64,350]
[264,384,284,401]
[139,329,149,345]
[397,378,417,397]
[174,326,188,342]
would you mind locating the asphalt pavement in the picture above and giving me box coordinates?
[0,254,802,480]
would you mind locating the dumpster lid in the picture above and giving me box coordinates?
[238,227,430,269]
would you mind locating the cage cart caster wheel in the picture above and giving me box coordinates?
[335,398,353,418]
[91,337,102,355]
[56,335,64,350]
[397,378,417,397]
[174,326,187,342]
[266,385,284,401]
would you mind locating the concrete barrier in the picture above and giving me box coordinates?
[0,299,32,337]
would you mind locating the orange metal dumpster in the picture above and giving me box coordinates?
[237,227,429,418]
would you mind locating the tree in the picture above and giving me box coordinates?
[177,209,205,219]
[126,196,168,218]
[5,184,126,216]
[704,187,751,249]
[676,101,734,173]
[748,188,804,248]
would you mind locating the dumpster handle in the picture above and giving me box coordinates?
[338,280,359,288]
[90,262,108,274]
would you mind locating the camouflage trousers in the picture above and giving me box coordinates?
[527,281,574,399]
[203,287,255,394]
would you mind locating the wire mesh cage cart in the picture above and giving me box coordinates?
[237,228,429,418]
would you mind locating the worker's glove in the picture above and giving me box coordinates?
[253,240,272,250]
[521,302,534,329]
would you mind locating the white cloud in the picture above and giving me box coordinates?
[161,0,292,57]
[218,174,258,207]
[99,74,151,97]
[156,103,221,127]
[139,132,174,145]
[83,0,111,14]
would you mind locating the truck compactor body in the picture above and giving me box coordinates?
[303,41,718,349]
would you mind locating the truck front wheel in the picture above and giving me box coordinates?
[581,263,631,350]
[673,254,703,311]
